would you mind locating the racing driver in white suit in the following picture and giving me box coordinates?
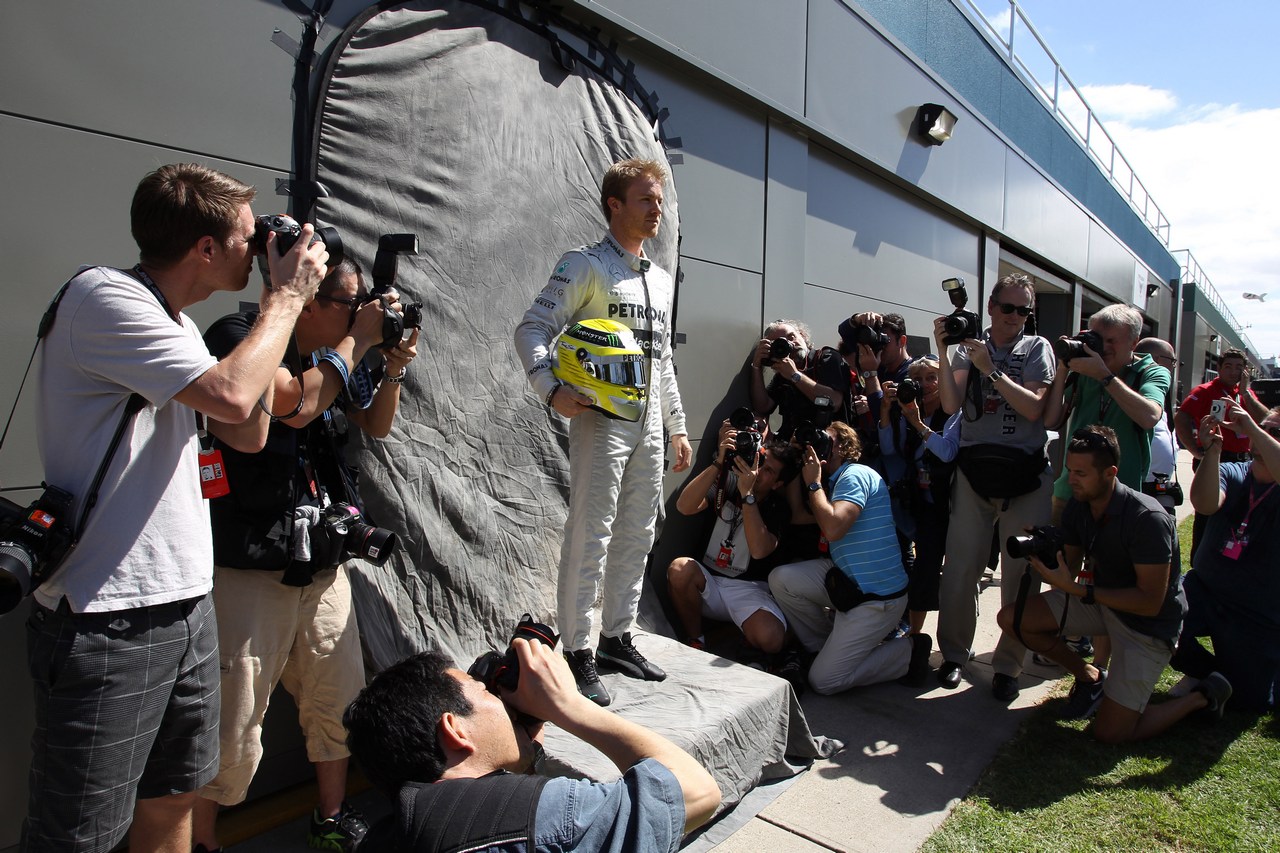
[515,158,691,706]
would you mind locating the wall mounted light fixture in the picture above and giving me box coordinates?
[915,103,957,145]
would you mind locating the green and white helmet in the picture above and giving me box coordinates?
[553,319,648,421]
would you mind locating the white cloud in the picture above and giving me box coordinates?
[1079,83,1179,122]
[1106,104,1280,355]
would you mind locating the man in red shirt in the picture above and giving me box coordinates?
[1173,349,1268,560]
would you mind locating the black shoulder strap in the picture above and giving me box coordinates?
[398,773,549,853]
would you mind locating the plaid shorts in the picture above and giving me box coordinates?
[23,593,220,853]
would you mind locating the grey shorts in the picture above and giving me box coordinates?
[23,592,220,853]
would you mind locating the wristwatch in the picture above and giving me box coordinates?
[1082,584,1096,605]
[1101,374,1116,387]
[860,370,876,381]
[789,372,804,384]
[988,369,1005,383]
[807,481,822,493]
[743,493,758,506]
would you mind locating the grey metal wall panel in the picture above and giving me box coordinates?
[1085,221,1139,305]
[635,61,768,273]
[671,257,765,447]
[804,0,1004,227]
[0,1,335,171]
[804,148,980,312]
[575,0,808,112]
[1002,151,1089,274]
[802,283,944,360]
[762,122,809,325]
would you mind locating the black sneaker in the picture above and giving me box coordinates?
[898,633,933,687]
[775,649,810,697]
[1066,636,1094,658]
[308,801,369,852]
[991,673,1019,703]
[1196,671,1232,720]
[937,660,963,689]
[596,633,667,682]
[1062,668,1107,720]
[565,649,612,706]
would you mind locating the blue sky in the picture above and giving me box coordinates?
[980,1,1280,360]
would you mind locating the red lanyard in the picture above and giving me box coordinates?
[1237,482,1276,535]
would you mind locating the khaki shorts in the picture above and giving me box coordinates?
[1045,590,1172,713]
[200,564,366,805]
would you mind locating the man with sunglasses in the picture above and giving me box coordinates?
[1173,403,1280,711]
[193,258,418,852]
[997,425,1230,742]
[933,273,1055,702]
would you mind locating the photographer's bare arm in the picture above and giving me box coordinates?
[802,446,859,542]
[349,328,418,438]
[1191,414,1226,513]
[504,639,721,834]
[176,228,327,447]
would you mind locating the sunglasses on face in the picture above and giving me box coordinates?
[996,302,1032,316]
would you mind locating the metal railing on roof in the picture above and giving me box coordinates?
[1173,249,1258,354]
[955,0,1172,246]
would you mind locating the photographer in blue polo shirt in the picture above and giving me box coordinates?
[768,421,931,694]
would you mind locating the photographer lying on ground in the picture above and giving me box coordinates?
[1171,402,1280,712]
[666,416,801,662]
[343,640,721,853]
[194,258,418,852]
[996,425,1230,743]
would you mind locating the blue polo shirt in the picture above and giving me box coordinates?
[827,462,906,595]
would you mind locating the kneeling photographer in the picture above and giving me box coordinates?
[194,250,419,853]
[996,426,1229,743]
[749,318,850,441]
[344,624,721,852]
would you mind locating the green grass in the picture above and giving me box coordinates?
[923,517,1280,853]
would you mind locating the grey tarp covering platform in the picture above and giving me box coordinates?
[310,0,833,813]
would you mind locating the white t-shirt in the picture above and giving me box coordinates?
[34,266,218,612]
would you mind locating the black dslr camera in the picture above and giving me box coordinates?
[319,502,398,567]
[1053,329,1104,364]
[896,378,923,406]
[762,337,794,367]
[0,486,75,615]
[1006,525,1065,565]
[369,233,425,349]
[252,214,345,267]
[468,613,560,694]
[836,317,889,355]
[795,421,834,462]
[940,277,982,345]
[724,407,762,467]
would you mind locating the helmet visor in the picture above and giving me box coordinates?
[584,354,647,389]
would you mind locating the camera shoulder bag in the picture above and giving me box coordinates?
[956,444,1045,500]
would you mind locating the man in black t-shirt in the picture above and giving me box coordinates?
[998,425,1231,743]
[666,428,801,655]
[749,318,851,440]
[193,258,418,853]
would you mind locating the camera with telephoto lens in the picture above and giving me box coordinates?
[896,378,923,406]
[762,336,794,367]
[795,421,834,462]
[251,214,345,268]
[319,502,398,567]
[0,486,75,615]
[940,277,982,345]
[853,323,890,352]
[1006,525,1065,566]
[368,233,424,349]
[724,406,762,467]
[1053,329,1104,364]
[468,613,560,694]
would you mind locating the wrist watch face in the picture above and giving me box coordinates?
[808,481,822,492]
[744,493,757,505]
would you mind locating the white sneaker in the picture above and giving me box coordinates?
[1168,674,1200,698]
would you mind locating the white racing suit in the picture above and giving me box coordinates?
[515,232,687,651]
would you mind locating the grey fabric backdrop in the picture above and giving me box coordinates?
[312,0,831,812]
